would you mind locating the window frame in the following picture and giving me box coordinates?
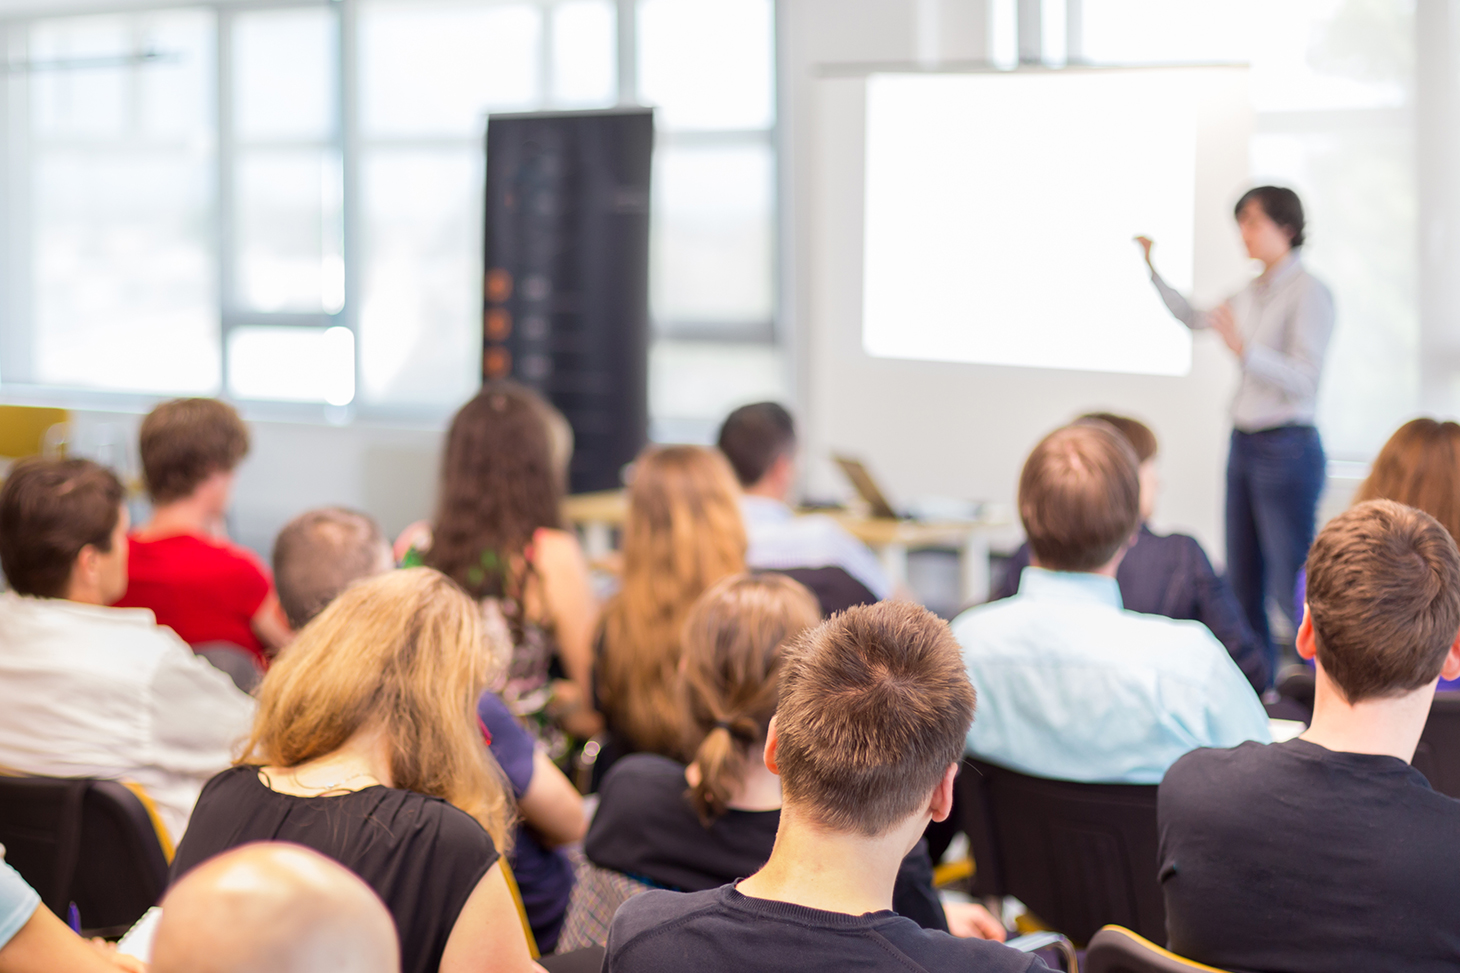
[0,0,783,425]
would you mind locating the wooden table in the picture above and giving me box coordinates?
[562,490,1008,604]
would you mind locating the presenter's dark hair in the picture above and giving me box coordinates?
[718,402,795,488]
[1019,421,1140,572]
[0,458,124,597]
[1235,186,1305,247]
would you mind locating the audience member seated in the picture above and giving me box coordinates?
[115,398,290,680]
[1346,417,1460,691]
[1160,500,1460,973]
[170,568,536,973]
[596,445,746,763]
[992,413,1268,692]
[954,421,1269,783]
[273,506,586,954]
[588,573,1002,939]
[151,842,397,973]
[272,507,392,631]
[718,402,891,611]
[0,859,144,973]
[0,459,255,843]
[602,601,1046,973]
[407,382,601,756]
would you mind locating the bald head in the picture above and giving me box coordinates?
[152,843,398,973]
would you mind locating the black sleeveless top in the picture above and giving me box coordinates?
[172,766,499,973]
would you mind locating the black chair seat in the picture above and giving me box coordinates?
[0,775,170,937]
[960,757,1164,946]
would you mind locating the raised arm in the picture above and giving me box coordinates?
[1136,236,1208,330]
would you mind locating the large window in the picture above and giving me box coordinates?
[0,0,778,419]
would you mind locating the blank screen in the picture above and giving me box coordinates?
[862,70,1201,376]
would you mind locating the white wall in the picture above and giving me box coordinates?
[782,0,1257,560]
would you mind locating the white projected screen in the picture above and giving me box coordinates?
[863,70,1200,376]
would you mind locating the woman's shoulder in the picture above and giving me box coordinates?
[529,527,588,570]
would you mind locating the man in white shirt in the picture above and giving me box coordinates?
[0,458,255,844]
[717,402,892,603]
[953,421,1269,783]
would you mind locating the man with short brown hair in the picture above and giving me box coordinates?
[272,507,392,631]
[0,459,254,843]
[953,421,1268,783]
[602,602,1047,973]
[116,398,289,672]
[1159,500,1460,973]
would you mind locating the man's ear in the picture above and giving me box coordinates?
[1441,628,1460,682]
[763,716,780,775]
[928,763,958,823]
[1295,605,1317,661]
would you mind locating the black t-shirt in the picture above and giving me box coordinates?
[173,766,499,973]
[585,752,947,931]
[604,885,1046,973]
[1159,738,1460,973]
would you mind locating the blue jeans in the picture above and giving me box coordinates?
[1226,425,1325,687]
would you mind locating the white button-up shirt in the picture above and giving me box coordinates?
[1152,252,1335,432]
[954,567,1271,784]
[0,592,255,843]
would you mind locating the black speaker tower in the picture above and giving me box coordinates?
[483,108,653,494]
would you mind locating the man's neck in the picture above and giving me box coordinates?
[140,496,223,539]
[1301,662,1435,763]
[736,807,915,917]
[744,482,787,503]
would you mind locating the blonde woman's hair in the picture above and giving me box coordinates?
[239,567,515,851]
[681,573,821,821]
[598,445,747,757]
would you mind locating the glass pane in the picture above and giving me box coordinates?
[552,0,616,106]
[1251,129,1418,459]
[228,325,355,405]
[637,0,774,130]
[234,149,344,313]
[361,1,542,138]
[358,149,481,407]
[27,10,219,395]
[651,143,774,327]
[232,6,337,142]
[1081,0,1411,112]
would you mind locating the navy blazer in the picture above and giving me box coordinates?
[992,524,1269,692]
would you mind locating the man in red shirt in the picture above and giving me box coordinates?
[115,398,290,676]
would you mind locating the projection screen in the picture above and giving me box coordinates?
[862,68,1246,377]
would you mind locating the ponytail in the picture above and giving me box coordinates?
[688,715,761,821]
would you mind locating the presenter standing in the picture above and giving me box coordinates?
[1136,186,1334,688]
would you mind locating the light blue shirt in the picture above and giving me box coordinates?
[954,567,1271,783]
[0,861,40,950]
[740,496,893,600]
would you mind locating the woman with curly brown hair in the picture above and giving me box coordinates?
[402,382,600,756]
[596,445,747,761]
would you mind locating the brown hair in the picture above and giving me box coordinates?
[680,573,821,821]
[1353,418,1460,544]
[1019,421,1140,571]
[272,508,389,630]
[774,601,975,836]
[0,458,124,598]
[1079,412,1158,465]
[140,398,250,504]
[717,402,796,488]
[598,445,747,757]
[240,568,515,850]
[426,382,562,606]
[1306,500,1460,704]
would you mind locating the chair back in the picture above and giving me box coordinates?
[557,847,655,951]
[1085,925,1232,973]
[0,776,170,937]
[1412,693,1460,799]
[960,758,1164,945]
[774,566,879,617]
